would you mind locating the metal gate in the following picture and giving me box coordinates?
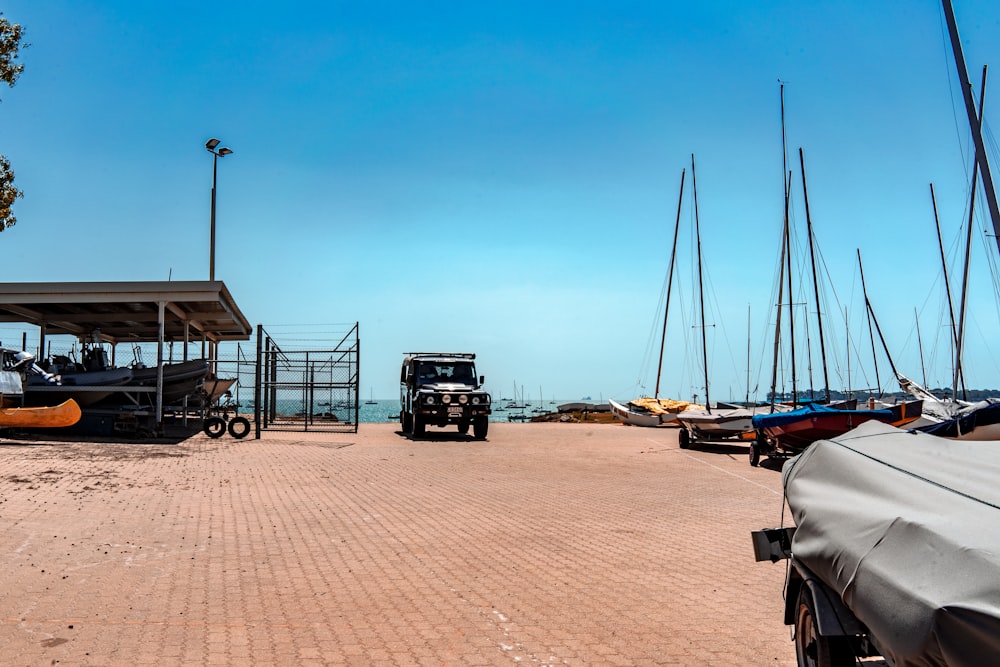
[253,323,359,434]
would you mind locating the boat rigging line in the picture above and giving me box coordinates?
[858,249,902,397]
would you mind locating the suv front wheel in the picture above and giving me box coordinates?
[473,415,489,439]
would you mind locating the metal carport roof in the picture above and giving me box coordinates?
[0,281,252,344]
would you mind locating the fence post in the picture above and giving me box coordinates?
[254,324,263,439]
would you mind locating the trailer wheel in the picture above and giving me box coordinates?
[228,416,251,439]
[678,428,691,449]
[795,586,855,667]
[749,441,761,467]
[203,416,226,439]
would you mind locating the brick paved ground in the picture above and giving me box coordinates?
[0,422,797,666]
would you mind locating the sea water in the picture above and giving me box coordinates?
[248,398,563,424]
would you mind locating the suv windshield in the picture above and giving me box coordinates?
[416,361,475,385]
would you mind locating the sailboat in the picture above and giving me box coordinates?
[365,388,377,405]
[504,383,526,409]
[611,166,701,427]
[751,89,920,465]
[674,154,759,448]
[531,386,547,413]
[905,1,1000,442]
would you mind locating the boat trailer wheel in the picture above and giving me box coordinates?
[228,416,251,439]
[203,416,227,439]
[678,428,691,449]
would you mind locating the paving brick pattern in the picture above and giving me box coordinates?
[0,422,797,666]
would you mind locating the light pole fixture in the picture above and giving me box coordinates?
[206,138,234,281]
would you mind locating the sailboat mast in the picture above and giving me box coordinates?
[654,168,686,399]
[768,226,787,411]
[769,83,790,411]
[955,65,987,401]
[858,248,884,393]
[780,82,789,202]
[691,154,711,413]
[785,170,797,407]
[845,307,851,398]
[746,305,752,406]
[780,86,797,407]
[930,183,962,395]
[799,148,830,402]
[915,307,928,389]
[942,0,1000,258]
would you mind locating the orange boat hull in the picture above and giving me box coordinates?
[0,399,82,428]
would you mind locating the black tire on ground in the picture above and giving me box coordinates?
[402,411,413,433]
[203,416,227,439]
[457,421,470,435]
[749,441,761,467]
[678,428,691,449]
[412,413,425,437]
[794,586,856,667]
[473,416,488,439]
[228,416,251,439]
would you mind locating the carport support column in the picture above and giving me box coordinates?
[37,323,46,359]
[157,301,165,433]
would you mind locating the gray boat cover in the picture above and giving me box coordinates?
[782,421,1000,667]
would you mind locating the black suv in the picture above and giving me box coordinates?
[400,353,491,438]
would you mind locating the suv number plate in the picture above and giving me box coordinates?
[447,406,462,415]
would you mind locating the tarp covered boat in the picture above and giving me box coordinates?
[752,400,921,455]
[916,397,1000,440]
[783,421,1000,666]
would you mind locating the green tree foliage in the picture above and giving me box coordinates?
[0,13,26,231]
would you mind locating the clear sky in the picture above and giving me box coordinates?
[2,0,1000,402]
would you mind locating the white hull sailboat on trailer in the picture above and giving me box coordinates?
[608,398,663,427]
[611,165,700,428]
[671,154,759,448]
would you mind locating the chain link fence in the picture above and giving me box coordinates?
[213,323,360,435]
[0,322,360,437]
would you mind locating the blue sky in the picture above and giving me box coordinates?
[2,1,1000,402]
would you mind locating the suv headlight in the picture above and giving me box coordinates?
[471,396,480,405]
[442,394,452,404]
[458,395,468,404]
[425,396,436,405]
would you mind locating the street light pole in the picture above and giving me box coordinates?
[205,138,233,281]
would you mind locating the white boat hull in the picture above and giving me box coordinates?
[676,408,755,439]
[609,399,662,427]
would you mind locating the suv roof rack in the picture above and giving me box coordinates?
[403,352,476,360]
